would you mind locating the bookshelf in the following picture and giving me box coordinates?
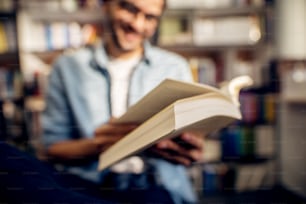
[16,2,104,106]
[158,3,274,91]
[17,0,104,69]
[279,61,306,104]
[15,0,104,156]
[160,7,266,47]
[275,0,306,199]
[194,89,279,196]
[278,60,306,199]
[158,0,279,196]
[0,2,27,147]
[27,9,104,23]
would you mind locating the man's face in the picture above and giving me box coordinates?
[104,0,164,52]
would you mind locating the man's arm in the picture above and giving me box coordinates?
[46,138,102,161]
[46,121,137,162]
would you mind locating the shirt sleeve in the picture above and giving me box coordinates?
[41,59,75,149]
[176,57,194,82]
[164,52,194,83]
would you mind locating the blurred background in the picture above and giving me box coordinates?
[0,0,305,203]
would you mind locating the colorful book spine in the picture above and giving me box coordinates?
[0,21,8,53]
[0,69,23,99]
[239,92,277,124]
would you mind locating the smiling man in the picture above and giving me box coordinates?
[42,0,204,203]
[104,0,162,55]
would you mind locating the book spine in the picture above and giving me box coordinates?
[0,21,9,53]
[0,69,23,99]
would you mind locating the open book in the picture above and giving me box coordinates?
[98,75,253,171]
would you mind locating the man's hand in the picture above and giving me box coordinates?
[46,120,137,162]
[94,121,138,153]
[148,131,205,166]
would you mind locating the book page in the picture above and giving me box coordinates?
[115,76,252,124]
[114,79,223,123]
[219,75,253,106]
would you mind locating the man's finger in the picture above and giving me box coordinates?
[156,140,196,161]
[150,147,191,166]
[179,132,204,150]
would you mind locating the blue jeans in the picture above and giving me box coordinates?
[0,141,174,204]
[0,141,110,203]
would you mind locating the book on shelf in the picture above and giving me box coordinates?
[0,21,8,53]
[98,75,253,171]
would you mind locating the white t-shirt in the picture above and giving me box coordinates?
[107,55,141,118]
[107,55,144,173]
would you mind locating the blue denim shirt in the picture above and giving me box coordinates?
[42,42,197,203]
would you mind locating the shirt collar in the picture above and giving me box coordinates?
[91,41,153,69]
[142,41,154,64]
